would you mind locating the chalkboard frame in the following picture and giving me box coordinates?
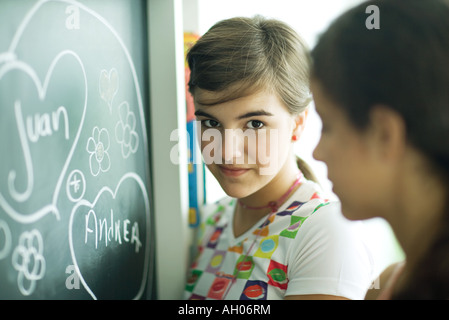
[0,0,156,300]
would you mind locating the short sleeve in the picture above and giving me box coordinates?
[285,202,375,300]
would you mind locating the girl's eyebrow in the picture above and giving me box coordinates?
[194,110,218,121]
[236,110,274,119]
[194,109,274,120]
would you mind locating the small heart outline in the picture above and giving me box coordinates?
[99,68,119,112]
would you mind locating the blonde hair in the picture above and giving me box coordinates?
[187,15,317,182]
[187,15,311,114]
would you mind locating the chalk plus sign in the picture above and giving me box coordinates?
[70,173,81,193]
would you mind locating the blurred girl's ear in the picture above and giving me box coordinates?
[368,105,406,162]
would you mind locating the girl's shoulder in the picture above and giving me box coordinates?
[282,178,333,218]
[285,180,364,244]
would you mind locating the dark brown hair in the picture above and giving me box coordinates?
[312,0,449,299]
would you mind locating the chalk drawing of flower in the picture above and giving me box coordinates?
[115,101,139,158]
[12,229,46,296]
[86,127,111,176]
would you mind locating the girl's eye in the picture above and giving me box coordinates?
[202,119,221,128]
[246,120,264,129]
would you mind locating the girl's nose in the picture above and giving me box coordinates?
[222,129,244,164]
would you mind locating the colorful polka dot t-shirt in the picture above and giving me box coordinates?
[184,179,374,300]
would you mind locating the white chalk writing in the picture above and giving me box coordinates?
[84,209,142,253]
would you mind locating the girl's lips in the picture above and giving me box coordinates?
[218,165,250,177]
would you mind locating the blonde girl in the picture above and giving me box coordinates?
[184,16,374,300]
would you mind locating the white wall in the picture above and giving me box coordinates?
[195,0,363,46]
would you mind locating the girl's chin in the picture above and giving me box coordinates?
[208,165,274,199]
[339,199,378,221]
[218,183,252,199]
[216,175,269,200]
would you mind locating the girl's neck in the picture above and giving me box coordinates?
[242,154,300,204]
[387,169,446,279]
[233,156,301,237]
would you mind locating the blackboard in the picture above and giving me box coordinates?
[0,0,154,299]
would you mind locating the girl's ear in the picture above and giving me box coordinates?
[292,108,308,140]
[368,105,406,162]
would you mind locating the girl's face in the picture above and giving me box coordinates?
[194,89,300,199]
[311,80,390,220]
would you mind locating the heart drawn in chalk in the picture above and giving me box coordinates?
[0,51,87,223]
[99,68,119,111]
[68,172,150,300]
